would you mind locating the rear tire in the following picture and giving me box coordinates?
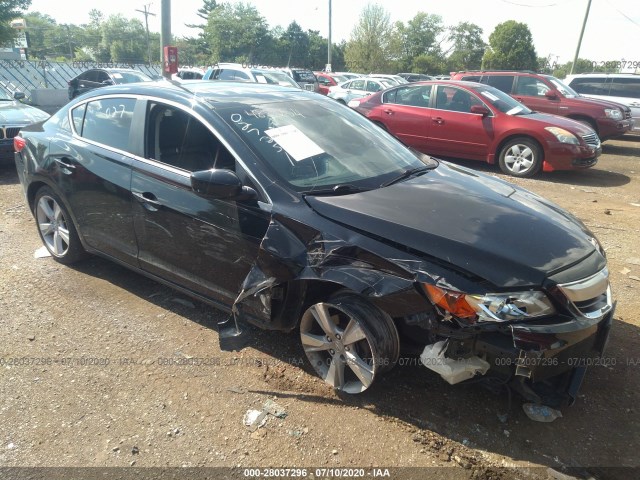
[34,186,87,264]
[299,291,400,394]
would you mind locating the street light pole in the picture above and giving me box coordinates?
[570,0,592,75]
[327,0,332,72]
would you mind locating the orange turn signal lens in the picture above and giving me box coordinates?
[423,284,477,319]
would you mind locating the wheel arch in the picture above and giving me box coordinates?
[566,115,598,133]
[495,133,545,163]
[28,180,88,250]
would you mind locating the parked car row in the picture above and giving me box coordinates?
[564,72,640,135]
[350,80,602,177]
[450,70,633,141]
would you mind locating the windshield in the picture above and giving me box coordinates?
[252,70,300,88]
[544,75,579,98]
[473,85,532,115]
[219,97,436,193]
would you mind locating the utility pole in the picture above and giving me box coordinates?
[65,25,73,60]
[327,0,332,72]
[570,0,592,75]
[135,4,156,66]
[160,0,172,79]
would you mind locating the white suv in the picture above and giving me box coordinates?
[565,73,640,134]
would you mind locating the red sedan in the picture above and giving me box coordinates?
[315,72,349,96]
[352,80,602,177]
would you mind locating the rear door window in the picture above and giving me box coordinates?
[350,79,365,90]
[217,69,235,80]
[569,77,610,96]
[76,97,137,152]
[609,77,640,99]
[482,75,515,94]
[514,77,551,96]
[385,85,431,107]
[366,80,383,92]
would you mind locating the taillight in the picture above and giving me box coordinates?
[14,136,26,153]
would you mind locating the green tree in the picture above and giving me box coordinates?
[345,3,393,73]
[184,0,218,63]
[21,12,56,59]
[81,9,108,61]
[398,12,445,62]
[483,20,537,70]
[0,0,31,46]
[446,22,485,72]
[203,2,270,64]
[186,0,218,28]
[282,22,309,67]
[100,14,147,63]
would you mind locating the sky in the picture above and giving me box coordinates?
[25,0,640,67]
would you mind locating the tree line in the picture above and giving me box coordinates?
[1,0,619,78]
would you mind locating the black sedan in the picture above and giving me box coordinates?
[67,67,154,100]
[14,81,614,404]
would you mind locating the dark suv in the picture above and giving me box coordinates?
[280,67,320,93]
[451,70,633,141]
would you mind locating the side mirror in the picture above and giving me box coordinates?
[191,169,257,200]
[544,89,558,99]
[470,104,490,116]
[13,92,25,100]
[101,79,114,86]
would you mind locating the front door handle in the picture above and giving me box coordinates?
[132,191,162,211]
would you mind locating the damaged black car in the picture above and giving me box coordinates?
[14,81,614,405]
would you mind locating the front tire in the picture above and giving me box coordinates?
[34,186,87,264]
[299,291,400,394]
[498,137,542,177]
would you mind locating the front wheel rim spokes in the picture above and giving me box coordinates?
[301,302,376,393]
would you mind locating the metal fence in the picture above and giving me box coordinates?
[0,60,162,101]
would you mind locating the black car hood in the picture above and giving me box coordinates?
[305,163,600,288]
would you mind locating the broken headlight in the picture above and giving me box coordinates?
[423,284,555,323]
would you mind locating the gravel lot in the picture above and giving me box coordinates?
[1,136,639,480]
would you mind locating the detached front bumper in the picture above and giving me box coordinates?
[472,308,613,383]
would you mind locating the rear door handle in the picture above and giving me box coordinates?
[383,108,394,115]
[433,117,444,125]
[54,157,75,173]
